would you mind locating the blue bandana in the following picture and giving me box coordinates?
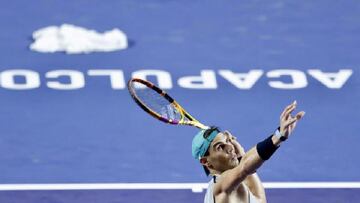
[192,129,219,159]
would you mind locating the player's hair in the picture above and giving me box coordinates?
[202,126,220,176]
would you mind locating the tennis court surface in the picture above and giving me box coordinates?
[0,1,359,202]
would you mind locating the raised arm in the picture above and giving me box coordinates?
[214,101,305,196]
[227,135,266,202]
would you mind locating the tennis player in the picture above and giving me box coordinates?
[192,101,305,203]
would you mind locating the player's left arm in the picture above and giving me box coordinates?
[227,134,266,202]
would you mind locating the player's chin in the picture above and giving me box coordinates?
[229,157,239,167]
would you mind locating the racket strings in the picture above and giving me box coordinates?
[131,82,182,121]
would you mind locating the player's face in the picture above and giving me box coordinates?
[207,132,239,173]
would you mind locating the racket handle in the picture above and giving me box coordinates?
[194,122,210,130]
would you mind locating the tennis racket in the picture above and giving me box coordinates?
[127,78,209,130]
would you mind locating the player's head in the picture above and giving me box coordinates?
[192,126,239,176]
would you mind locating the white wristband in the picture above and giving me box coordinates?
[274,128,287,141]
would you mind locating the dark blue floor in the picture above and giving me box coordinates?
[1,189,359,203]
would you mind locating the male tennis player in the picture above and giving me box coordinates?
[192,101,305,203]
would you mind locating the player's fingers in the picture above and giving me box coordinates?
[289,121,297,133]
[280,101,297,119]
[224,131,237,142]
[281,101,296,116]
[295,111,306,120]
[285,108,295,121]
[284,110,305,128]
[224,130,234,138]
[285,102,297,115]
[282,104,297,121]
[284,117,298,128]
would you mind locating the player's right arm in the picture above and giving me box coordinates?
[226,133,266,202]
[213,101,305,196]
[213,145,265,195]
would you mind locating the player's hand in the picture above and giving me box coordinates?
[225,132,246,157]
[279,101,305,140]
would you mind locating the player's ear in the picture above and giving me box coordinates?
[200,157,210,167]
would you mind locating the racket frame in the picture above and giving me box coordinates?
[128,78,208,129]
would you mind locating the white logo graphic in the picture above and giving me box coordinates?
[0,69,352,90]
[29,24,128,54]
